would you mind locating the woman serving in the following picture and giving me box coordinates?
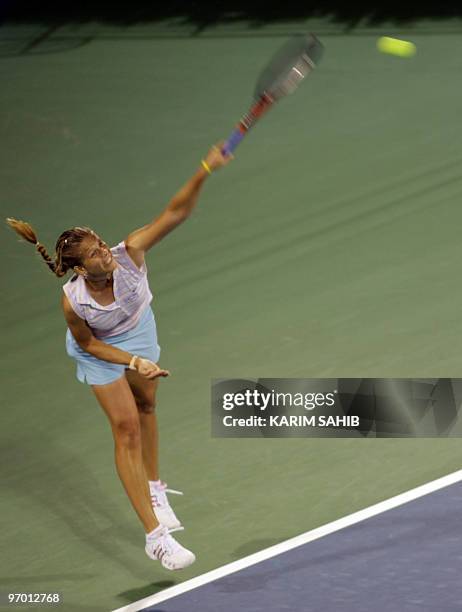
[6,144,232,571]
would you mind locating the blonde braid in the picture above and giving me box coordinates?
[50,240,68,277]
[6,217,59,274]
[6,218,98,281]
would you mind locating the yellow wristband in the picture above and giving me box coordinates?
[201,160,212,174]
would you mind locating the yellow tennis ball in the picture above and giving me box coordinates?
[377,36,416,58]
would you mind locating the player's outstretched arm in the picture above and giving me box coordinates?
[126,143,232,254]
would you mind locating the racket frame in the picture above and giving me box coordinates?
[221,33,323,157]
[222,93,274,156]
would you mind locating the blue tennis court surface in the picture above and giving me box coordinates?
[135,479,462,612]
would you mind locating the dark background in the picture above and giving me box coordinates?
[2,1,462,28]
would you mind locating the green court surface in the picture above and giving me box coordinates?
[2,17,462,611]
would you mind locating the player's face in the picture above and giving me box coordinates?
[80,235,116,277]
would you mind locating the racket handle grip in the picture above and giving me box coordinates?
[222,129,245,156]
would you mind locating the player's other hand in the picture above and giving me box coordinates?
[136,358,170,380]
[204,142,234,172]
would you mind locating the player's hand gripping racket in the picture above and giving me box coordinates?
[222,33,324,157]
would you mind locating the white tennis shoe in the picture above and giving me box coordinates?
[150,481,183,529]
[145,526,196,570]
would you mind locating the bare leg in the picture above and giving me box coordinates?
[92,376,158,534]
[139,410,159,481]
[125,370,182,529]
[125,371,160,481]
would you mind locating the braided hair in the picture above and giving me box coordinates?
[6,218,98,282]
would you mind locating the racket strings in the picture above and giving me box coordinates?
[273,55,315,98]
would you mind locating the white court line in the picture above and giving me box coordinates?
[112,469,462,612]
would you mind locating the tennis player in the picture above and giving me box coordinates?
[6,143,232,570]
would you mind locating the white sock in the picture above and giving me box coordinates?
[149,479,162,493]
[146,524,164,540]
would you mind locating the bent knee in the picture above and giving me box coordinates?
[136,399,156,414]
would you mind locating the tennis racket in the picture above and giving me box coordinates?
[222,33,324,157]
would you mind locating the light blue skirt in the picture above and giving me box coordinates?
[65,305,161,386]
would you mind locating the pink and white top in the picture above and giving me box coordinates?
[62,240,153,339]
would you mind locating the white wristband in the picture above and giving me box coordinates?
[129,355,139,370]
